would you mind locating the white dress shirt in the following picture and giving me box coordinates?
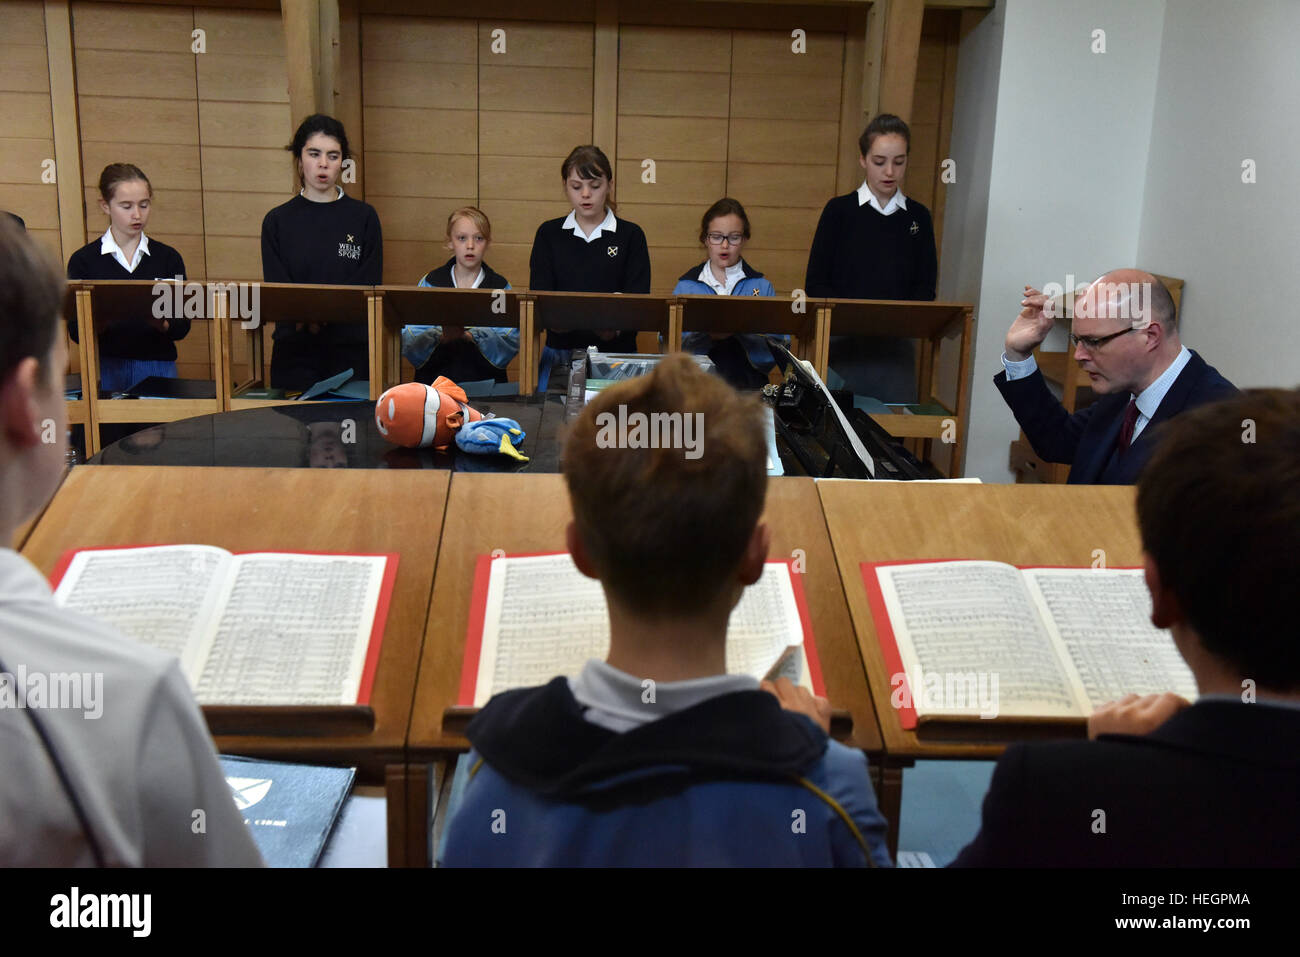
[855,183,907,216]
[98,228,150,273]
[562,207,617,242]
[698,261,746,296]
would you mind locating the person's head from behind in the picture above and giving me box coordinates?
[1138,389,1300,697]
[445,207,492,273]
[1071,269,1179,396]
[97,163,153,243]
[858,113,911,202]
[0,217,67,538]
[563,353,770,627]
[561,146,615,221]
[286,114,350,192]
[699,197,751,274]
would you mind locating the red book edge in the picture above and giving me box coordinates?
[859,558,1144,731]
[49,544,398,706]
[458,552,822,705]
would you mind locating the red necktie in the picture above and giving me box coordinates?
[1117,398,1139,453]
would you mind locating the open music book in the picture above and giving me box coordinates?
[52,545,396,706]
[459,553,821,707]
[863,560,1197,728]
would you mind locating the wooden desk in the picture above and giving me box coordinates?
[823,298,974,476]
[373,285,525,392]
[402,472,885,866]
[78,280,223,449]
[220,282,375,407]
[818,480,1142,846]
[676,294,825,366]
[20,465,451,866]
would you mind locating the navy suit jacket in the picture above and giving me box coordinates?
[994,350,1238,484]
[950,701,1300,867]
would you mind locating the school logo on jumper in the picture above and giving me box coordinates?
[338,235,362,260]
[607,245,619,257]
[909,221,919,236]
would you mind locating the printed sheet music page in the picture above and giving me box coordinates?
[472,555,807,707]
[54,546,387,704]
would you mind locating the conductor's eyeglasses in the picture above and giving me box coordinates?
[1068,328,1136,351]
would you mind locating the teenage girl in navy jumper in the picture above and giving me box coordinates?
[260,114,382,392]
[66,164,189,392]
[529,145,650,380]
[402,207,516,386]
[672,197,784,390]
[804,114,937,403]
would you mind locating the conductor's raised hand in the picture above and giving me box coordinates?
[761,677,832,734]
[1087,692,1191,740]
[1004,285,1056,361]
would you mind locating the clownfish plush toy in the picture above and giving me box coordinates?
[374,377,483,450]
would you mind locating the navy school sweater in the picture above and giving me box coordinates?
[260,192,383,347]
[528,214,651,352]
[804,193,937,301]
[66,237,189,360]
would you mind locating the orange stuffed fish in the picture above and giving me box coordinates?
[374,377,484,450]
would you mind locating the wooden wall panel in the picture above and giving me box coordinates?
[193,9,288,281]
[907,8,962,261]
[616,25,730,294]
[73,2,204,275]
[0,2,59,264]
[728,29,843,295]
[362,14,479,283]
[477,20,594,285]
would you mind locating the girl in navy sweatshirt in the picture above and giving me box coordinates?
[529,146,650,372]
[804,114,937,403]
[66,164,189,392]
[260,114,382,391]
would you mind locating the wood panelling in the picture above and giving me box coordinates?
[81,142,203,190]
[0,2,59,265]
[618,116,728,162]
[0,1,48,45]
[0,42,53,92]
[2,91,55,139]
[78,95,200,143]
[476,19,594,285]
[73,2,202,277]
[362,14,481,282]
[14,2,961,303]
[75,49,197,98]
[198,101,291,149]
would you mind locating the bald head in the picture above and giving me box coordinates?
[1075,269,1177,336]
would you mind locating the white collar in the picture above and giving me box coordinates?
[698,260,746,296]
[299,185,345,201]
[562,207,617,242]
[99,228,150,273]
[569,659,758,733]
[450,263,485,289]
[856,183,907,215]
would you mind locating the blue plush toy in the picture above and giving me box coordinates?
[455,417,529,462]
